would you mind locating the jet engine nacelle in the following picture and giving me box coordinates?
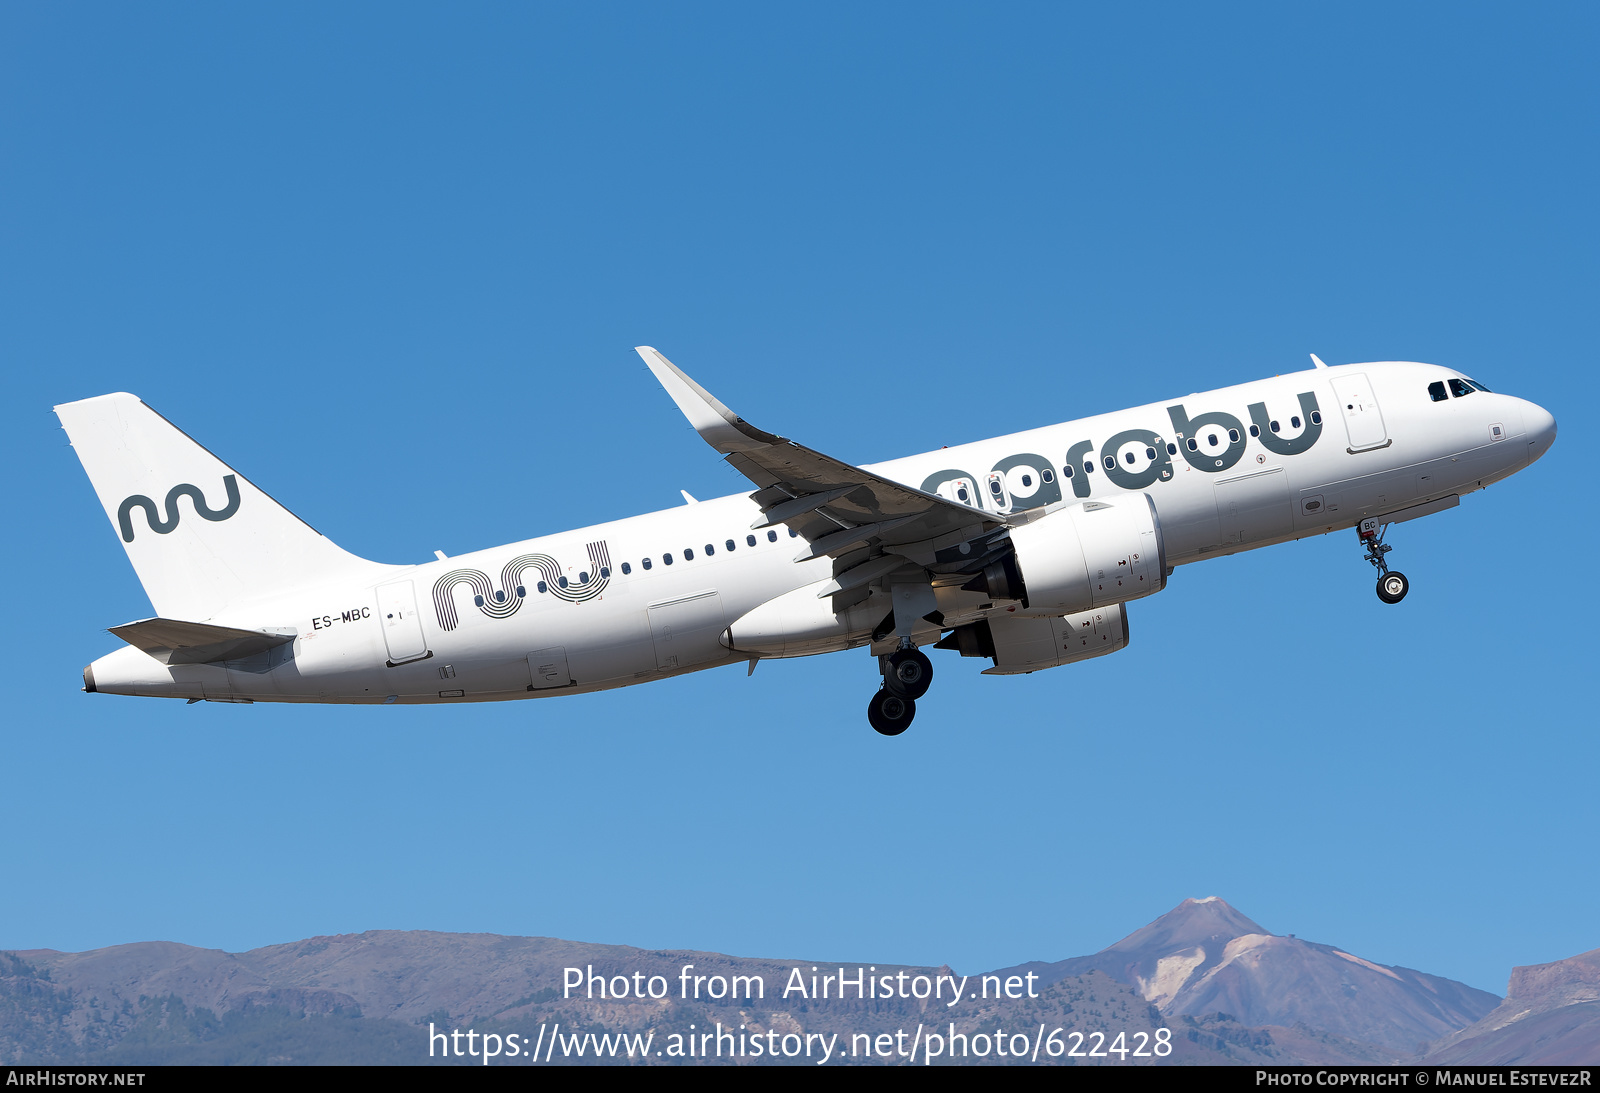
[976,497,1166,617]
[934,604,1130,675]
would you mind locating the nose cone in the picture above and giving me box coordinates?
[1524,401,1556,466]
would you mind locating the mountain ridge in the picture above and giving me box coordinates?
[5,898,1585,1065]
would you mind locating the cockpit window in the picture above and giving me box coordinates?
[1465,378,1491,392]
[1428,381,1448,402]
[1448,378,1474,398]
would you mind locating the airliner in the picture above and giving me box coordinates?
[56,349,1555,734]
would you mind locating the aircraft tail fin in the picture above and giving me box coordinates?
[54,392,384,620]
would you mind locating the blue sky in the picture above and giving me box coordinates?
[2,3,1594,996]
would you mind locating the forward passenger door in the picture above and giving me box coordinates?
[1331,373,1389,452]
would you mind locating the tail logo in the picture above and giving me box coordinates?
[117,475,242,542]
[432,541,612,630]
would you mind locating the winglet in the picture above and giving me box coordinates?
[635,347,783,454]
[1310,353,1329,370]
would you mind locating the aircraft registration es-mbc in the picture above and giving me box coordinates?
[57,349,1555,735]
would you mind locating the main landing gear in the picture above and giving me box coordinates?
[1359,518,1410,604]
[867,644,933,736]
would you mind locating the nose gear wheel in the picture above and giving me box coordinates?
[1377,571,1409,604]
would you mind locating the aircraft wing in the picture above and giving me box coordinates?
[637,347,1011,601]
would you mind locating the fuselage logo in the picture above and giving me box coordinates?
[918,392,1323,511]
[117,475,242,542]
[432,541,613,630]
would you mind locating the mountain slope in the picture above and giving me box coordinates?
[1428,948,1600,1065]
[998,897,1498,1053]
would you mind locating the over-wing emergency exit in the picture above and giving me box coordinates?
[54,350,1556,734]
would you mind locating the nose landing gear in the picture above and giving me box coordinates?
[1359,518,1409,604]
[868,643,934,735]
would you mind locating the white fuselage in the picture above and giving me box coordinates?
[85,361,1555,703]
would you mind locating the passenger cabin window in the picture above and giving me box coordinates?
[537,580,548,593]
[767,530,778,542]
[704,543,714,556]
[1062,464,1074,478]
[642,558,652,570]
[1104,456,1116,469]
[789,528,798,537]
[1269,420,1280,433]
[684,548,694,560]
[662,554,673,565]
[746,534,757,547]
[1041,468,1055,483]
[621,562,631,575]
[1291,416,1301,429]
[1166,442,1177,455]
[1448,378,1474,398]
[1249,424,1260,437]
[1083,460,1095,474]
[726,539,736,551]
[1186,438,1199,452]
[1428,381,1448,402]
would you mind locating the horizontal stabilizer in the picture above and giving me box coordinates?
[109,618,296,666]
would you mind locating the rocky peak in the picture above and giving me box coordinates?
[1100,897,1270,956]
[1505,948,1600,1008]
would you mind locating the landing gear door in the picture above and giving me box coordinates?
[1331,373,1389,452]
[376,580,430,665]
